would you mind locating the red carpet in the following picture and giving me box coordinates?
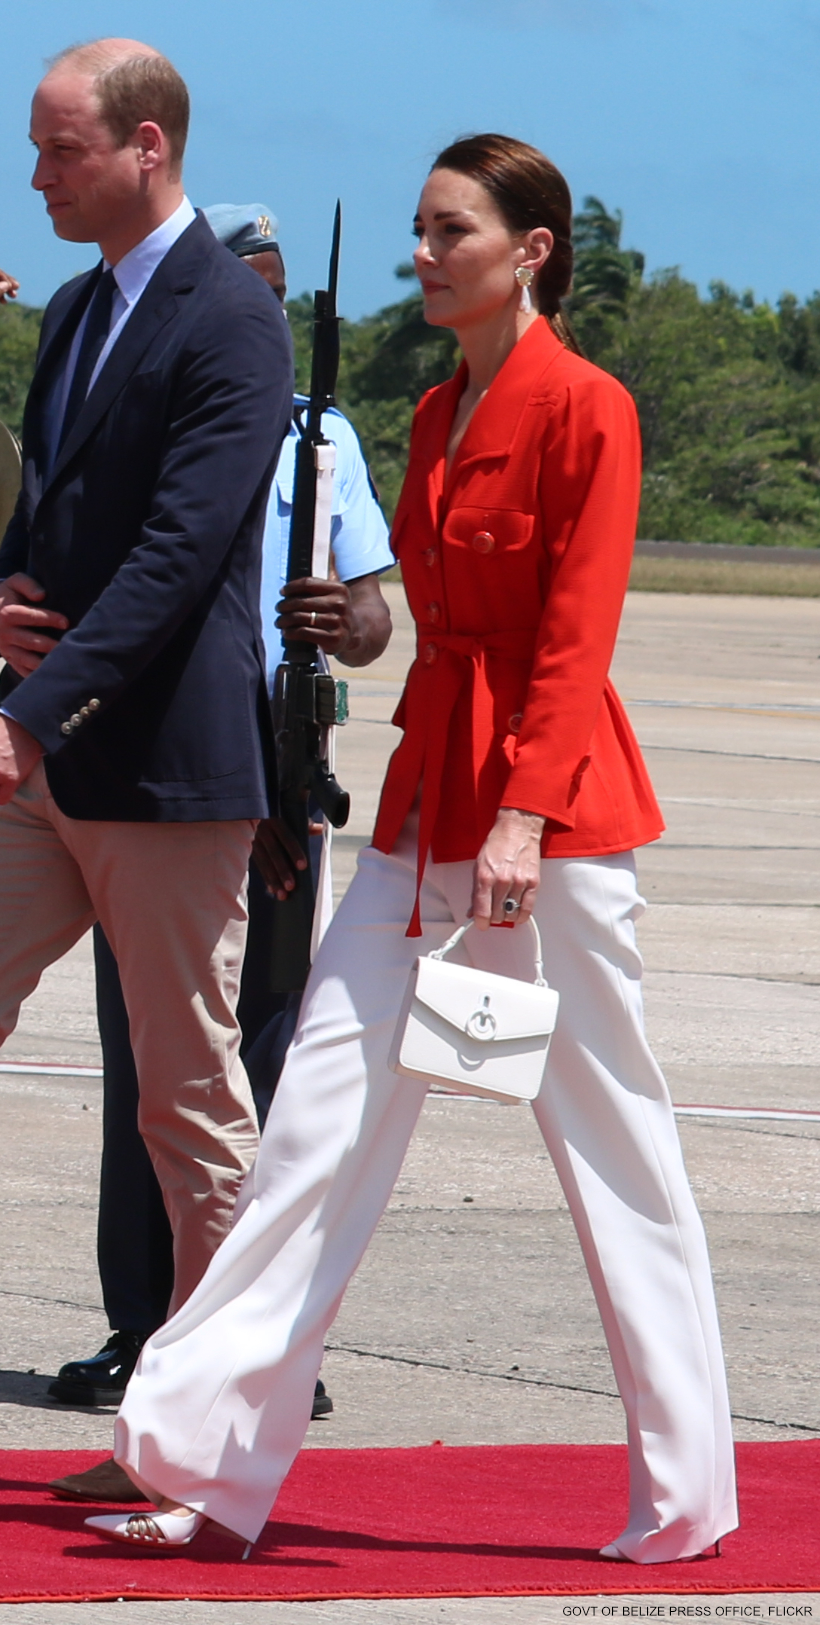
[0,1442,817,1602]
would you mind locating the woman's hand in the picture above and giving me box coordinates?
[470,807,545,930]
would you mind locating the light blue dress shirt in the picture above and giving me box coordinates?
[261,401,392,686]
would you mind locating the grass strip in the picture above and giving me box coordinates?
[629,555,820,595]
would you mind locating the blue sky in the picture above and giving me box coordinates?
[2,0,820,317]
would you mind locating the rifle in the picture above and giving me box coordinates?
[269,202,350,992]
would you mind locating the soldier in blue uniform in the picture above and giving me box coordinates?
[49,206,393,1501]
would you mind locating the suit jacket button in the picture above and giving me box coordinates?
[80,706,91,719]
[88,698,101,711]
[427,602,441,623]
[423,643,438,665]
[423,548,437,567]
[472,531,495,554]
[508,713,523,734]
[60,721,73,735]
[71,713,82,727]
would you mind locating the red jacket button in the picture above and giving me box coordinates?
[508,713,523,735]
[423,548,437,566]
[427,602,441,623]
[472,531,495,554]
[424,643,438,665]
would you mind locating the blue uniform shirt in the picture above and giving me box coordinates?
[261,400,392,686]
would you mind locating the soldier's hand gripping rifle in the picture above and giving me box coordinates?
[270,203,350,991]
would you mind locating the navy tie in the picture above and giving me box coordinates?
[58,267,116,453]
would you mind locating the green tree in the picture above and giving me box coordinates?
[569,196,644,354]
[0,303,42,438]
[8,217,820,547]
[586,265,820,545]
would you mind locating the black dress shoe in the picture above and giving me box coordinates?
[47,1330,145,1406]
[49,1459,149,1503]
[311,1378,333,1419]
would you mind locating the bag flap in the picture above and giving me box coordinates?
[413,956,558,1043]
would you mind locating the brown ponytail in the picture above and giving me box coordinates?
[431,133,581,355]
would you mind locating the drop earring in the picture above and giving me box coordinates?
[515,266,534,313]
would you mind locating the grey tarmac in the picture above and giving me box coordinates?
[1,586,818,1620]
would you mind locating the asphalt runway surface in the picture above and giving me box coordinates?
[1,587,818,1622]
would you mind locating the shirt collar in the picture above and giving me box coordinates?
[108,195,197,307]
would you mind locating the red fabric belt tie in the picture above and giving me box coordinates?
[403,628,535,937]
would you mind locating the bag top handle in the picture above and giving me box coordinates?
[429,918,547,987]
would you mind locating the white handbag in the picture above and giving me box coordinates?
[388,918,559,1104]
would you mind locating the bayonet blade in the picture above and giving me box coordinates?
[327,200,341,314]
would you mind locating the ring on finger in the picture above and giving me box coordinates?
[309,610,317,626]
[503,897,521,916]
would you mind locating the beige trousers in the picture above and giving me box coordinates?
[0,762,260,1309]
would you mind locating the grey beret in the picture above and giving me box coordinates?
[203,203,280,258]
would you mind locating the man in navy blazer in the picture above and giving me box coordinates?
[0,40,293,1310]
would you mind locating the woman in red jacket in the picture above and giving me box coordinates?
[89,135,737,1565]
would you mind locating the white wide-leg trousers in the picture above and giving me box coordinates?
[116,822,738,1561]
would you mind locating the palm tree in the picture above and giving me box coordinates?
[570,196,644,319]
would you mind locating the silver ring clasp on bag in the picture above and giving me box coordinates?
[429,917,547,987]
[465,995,498,1041]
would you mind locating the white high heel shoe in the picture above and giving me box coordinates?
[85,1509,207,1548]
[85,1508,254,1560]
[600,1537,722,1563]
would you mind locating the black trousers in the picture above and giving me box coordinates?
[94,858,312,1336]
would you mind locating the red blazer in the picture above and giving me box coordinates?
[371,318,664,934]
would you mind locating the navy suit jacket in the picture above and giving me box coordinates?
[0,212,293,821]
